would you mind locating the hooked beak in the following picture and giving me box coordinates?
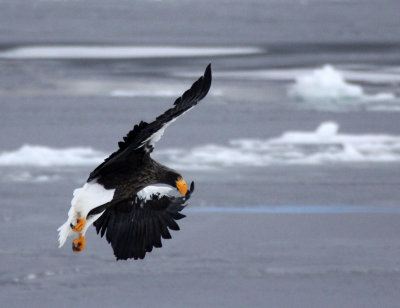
[176,177,188,196]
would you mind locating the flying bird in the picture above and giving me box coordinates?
[58,64,212,260]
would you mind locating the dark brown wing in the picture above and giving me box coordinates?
[93,182,194,260]
[88,64,211,182]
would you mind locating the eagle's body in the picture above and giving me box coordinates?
[58,64,211,260]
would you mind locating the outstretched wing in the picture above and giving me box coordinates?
[93,182,194,260]
[88,64,211,182]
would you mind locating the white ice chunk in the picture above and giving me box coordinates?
[0,145,105,167]
[155,122,400,169]
[288,65,397,106]
[0,45,262,59]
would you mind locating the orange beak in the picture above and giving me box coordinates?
[176,178,188,196]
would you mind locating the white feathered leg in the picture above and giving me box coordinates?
[58,181,115,250]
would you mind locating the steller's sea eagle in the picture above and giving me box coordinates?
[58,64,212,260]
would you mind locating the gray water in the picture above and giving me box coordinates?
[1,1,400,307]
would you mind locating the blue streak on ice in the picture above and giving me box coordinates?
[187,205,400,214]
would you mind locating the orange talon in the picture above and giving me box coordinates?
[72,218,86,232]
[72,233,86,253]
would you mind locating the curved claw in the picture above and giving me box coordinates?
[72,218,86,232]
[72,234,86,253]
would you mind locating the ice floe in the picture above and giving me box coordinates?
[0,145,105,167]
[214,66,400,84]
[288,65,396,105]
[155,122,400,169]
[179,64,399,111]
[0,45,262,59]
[2,122,400,175]
[110,88,223,98]
[110,89,184,98]
[4,171,61,183]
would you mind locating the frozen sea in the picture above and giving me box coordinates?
[1,0,400,307]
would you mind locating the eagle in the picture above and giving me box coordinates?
[58,64,212,260]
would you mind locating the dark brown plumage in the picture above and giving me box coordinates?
[85,64,212,260]
[94,182,194,260]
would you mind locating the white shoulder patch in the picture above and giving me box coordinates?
[136,185,173,202]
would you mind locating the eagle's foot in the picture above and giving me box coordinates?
[71,218,86,232]
[72,233,86,253]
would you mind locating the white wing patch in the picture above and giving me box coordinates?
[139,107,195,151]
[136,185,173,204]
[57,181,115,248]
[148,118,177,147]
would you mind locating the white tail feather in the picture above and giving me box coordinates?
[57,220,74,248]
